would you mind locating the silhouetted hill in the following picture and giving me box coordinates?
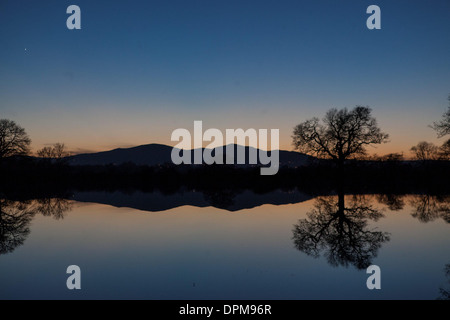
[67,143,173,166]
[67,143,313,167]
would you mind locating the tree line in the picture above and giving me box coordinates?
[291,95,450,162]
[0,119,68,160]
[1,95,450,162]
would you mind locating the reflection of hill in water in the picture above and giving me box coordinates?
[1,193,448,260]
[72,189,313,212]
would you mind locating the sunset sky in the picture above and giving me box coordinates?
[1,0,449,157]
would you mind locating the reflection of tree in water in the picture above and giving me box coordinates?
[0,198,72,255]
[0,200,34,255]
[292,194,390,270]
[409,195,450,223]
[375,194,450,223]
[36,198,73,220]
[376,194,405,211]
[438,264,450,300]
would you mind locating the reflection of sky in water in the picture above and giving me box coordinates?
[0,195,448,300]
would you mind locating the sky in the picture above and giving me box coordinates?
[0,0,449,156]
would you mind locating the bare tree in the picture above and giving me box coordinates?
[37,143,68,159]
[52,143,67,158]
[292,106,389,168]
[37,146,54,158]
[439,139,450,160]
[410,141,439,160]
[379,152,404,162]
[0,119,31,158]
[431,95,450,138]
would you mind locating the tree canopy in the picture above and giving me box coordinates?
[0,119,31,158]
[431,95,450,138]
[292,106,389,164]
[410,141,439,161]
[37,143,68,159]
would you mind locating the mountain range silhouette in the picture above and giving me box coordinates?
[67,143,313,167]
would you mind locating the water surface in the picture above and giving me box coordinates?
[0,192,448,299]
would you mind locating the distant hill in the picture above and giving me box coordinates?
[67,143,173,166]
[66,143,313,167]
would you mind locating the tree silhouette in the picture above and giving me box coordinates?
[429,95,450,161]
[410,141,439,160]
[379,152,404,162]
[292,106,389,168]
[37,147,52,158]
[431,95,450,138]
[439,139,450,160]
[0,119,31,158]
[292,193,390,269]
[37,143,68,160]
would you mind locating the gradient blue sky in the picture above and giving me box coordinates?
[0,0,449,155]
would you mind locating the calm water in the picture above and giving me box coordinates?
[0,191,449,300]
